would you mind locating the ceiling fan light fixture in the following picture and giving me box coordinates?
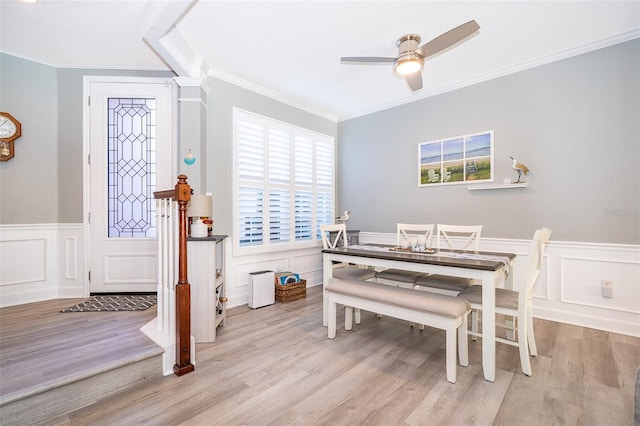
[394,55,424,75]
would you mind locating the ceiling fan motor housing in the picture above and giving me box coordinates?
[397,34,422,52]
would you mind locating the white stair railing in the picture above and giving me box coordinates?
[141,196,178,375]
[158,197,177,341]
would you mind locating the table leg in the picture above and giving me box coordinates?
[322,253,332,326]
[481,270,497,382]
[503,267,516,341]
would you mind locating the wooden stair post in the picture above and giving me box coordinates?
[173,175,194,376]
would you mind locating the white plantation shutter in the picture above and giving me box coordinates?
[238,186,263,246]
[268,128,291,244]
[294,136,313,186]
[237,119,264,181]
[269,129,290,185]
[316,139,333,187]
[234,109,334,253]
[315,139,334,236]
[269,189,291,243]
[295,190,313,241]
[294,136,313,241]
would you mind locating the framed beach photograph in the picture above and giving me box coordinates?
[418,130,494,187]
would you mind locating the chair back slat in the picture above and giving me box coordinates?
[521,228,552,308]
[437,224,483,251]
[320,224,348,249]
[397,223,435,248]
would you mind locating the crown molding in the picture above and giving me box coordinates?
[207,68,338,123]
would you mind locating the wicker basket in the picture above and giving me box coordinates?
[274,279,306,303]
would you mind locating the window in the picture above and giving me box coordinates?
[234,109,335,253]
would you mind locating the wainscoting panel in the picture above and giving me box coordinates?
[2,224,638,337]
[560,256,640,314]
[65,237,78,280]
[104,253,157,284]
[225,241,321,306]
[0,238,46,285]
[0,224,85,307]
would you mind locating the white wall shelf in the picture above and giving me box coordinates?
[468,183,528,191]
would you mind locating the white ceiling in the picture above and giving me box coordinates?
[1,0,639,121]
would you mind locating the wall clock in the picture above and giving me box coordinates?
[0,112,22,162]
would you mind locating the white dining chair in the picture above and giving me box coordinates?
[320,224,376,324]
[413,224,483,295]
[376,223,435,287]
[456,227,551,376]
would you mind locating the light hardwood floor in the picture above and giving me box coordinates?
[0,298,160,406]
[2,286,639,425]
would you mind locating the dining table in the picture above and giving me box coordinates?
[322,244,517,382]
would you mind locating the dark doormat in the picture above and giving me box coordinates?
[61,294,157,312]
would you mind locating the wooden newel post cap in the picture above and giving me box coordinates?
[175,175,191,203]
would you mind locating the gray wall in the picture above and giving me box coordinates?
[0,52,335,231]
[206,77,338,235]
[0,54,58,223]
[0,53,173,224]
[338,39,640,244]
[3,40,638,245]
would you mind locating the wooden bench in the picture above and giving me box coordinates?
[326,279,471,383]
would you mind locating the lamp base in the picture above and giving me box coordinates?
[190,220,208,238]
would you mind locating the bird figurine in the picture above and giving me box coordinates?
[509,156,530,183]
[335,210,350,224]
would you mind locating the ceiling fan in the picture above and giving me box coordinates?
[340,20,480,92]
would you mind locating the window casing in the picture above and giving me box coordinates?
[233,109,335,254]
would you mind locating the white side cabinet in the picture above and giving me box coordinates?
[187,235,227,343]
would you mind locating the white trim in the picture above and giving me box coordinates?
[141,0,199,78]
[209,68,338,122]
[174,76,210,95]
[178,97,208,108]
[534,306,640,338]
[174,77,207,88]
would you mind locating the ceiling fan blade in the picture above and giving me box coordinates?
[340,56,396,63]
[406,72,422,91]
[417,20,480,58]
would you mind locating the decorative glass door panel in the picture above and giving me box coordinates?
[107,98,157,238]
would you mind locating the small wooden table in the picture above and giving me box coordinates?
[322,245,516,382]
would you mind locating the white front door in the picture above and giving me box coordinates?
[85,77,176,293]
